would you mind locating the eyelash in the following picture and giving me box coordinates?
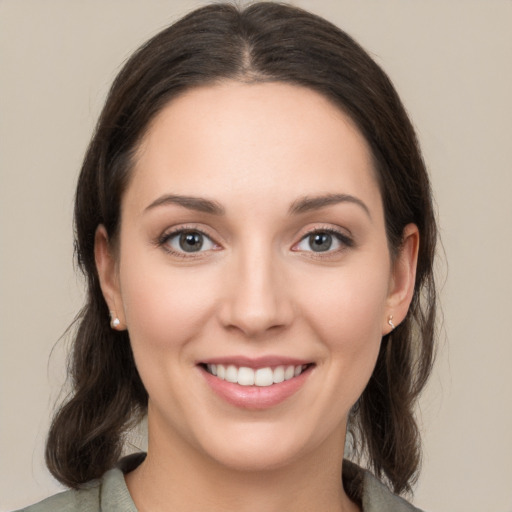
[156,225,218,258]
[294,227,354,254]
[155,225,354,258]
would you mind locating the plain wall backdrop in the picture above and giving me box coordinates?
[1,1,511,511]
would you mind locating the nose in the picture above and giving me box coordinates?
[218,245,294,338]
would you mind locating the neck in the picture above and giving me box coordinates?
[125,421,359,512]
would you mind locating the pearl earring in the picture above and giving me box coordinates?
[388,315,396,330]
[110,312,121,329]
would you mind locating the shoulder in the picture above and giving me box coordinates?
[14,461,139,512]
[343,460,424,512]
[12,483,101,512]
[362,472,424,512]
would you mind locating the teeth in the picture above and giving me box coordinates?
[225,365,238,383]
[273,366,285,384]
[206,363,307,386]
[254,367,273,386]
[237,367,255,386]
[284,365,295,380]
[216,364,225,379]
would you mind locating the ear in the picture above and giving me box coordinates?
[383,223,419,334]
[94,225,126,330]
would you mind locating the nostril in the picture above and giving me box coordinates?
[216,262,294,337]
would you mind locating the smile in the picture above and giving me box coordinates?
[205,364,309,387]
[199,358,314,409]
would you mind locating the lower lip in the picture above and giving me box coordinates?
[200,365,313,410]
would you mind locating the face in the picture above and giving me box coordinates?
[96,82,417,472]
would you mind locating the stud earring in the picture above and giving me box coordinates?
[110,312,121,329]
[388,315,396,330]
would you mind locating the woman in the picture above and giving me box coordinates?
[18,2,436,511]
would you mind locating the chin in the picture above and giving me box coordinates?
[191,418,341,474]
[204,438,305,473]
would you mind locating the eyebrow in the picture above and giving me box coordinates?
[144,192,370,218]
[288,193,371,218]
[144,194,225,215]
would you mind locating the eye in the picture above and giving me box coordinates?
[162,229,217,254]
[294,229,352,253]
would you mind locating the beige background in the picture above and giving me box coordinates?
[1,1,511,511]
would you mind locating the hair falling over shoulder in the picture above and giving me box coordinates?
[46,2,437,495]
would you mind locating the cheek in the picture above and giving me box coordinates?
[296,262,389,394]
[118,255,218,352]
[299,263,390,342]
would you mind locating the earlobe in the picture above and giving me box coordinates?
[384,223,419,333]
[94,225,125,329]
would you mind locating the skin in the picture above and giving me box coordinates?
[95,82,419,512]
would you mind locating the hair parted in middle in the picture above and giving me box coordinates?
[46,2,436,495]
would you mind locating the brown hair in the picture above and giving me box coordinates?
[46,2,437,495]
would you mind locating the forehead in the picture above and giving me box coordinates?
[127,81,382,217]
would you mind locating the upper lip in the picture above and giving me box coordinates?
[198,355,313,369]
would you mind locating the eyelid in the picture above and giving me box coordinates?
[291,225,354,253]
[156,224,222,257]
[153,223,353,258]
